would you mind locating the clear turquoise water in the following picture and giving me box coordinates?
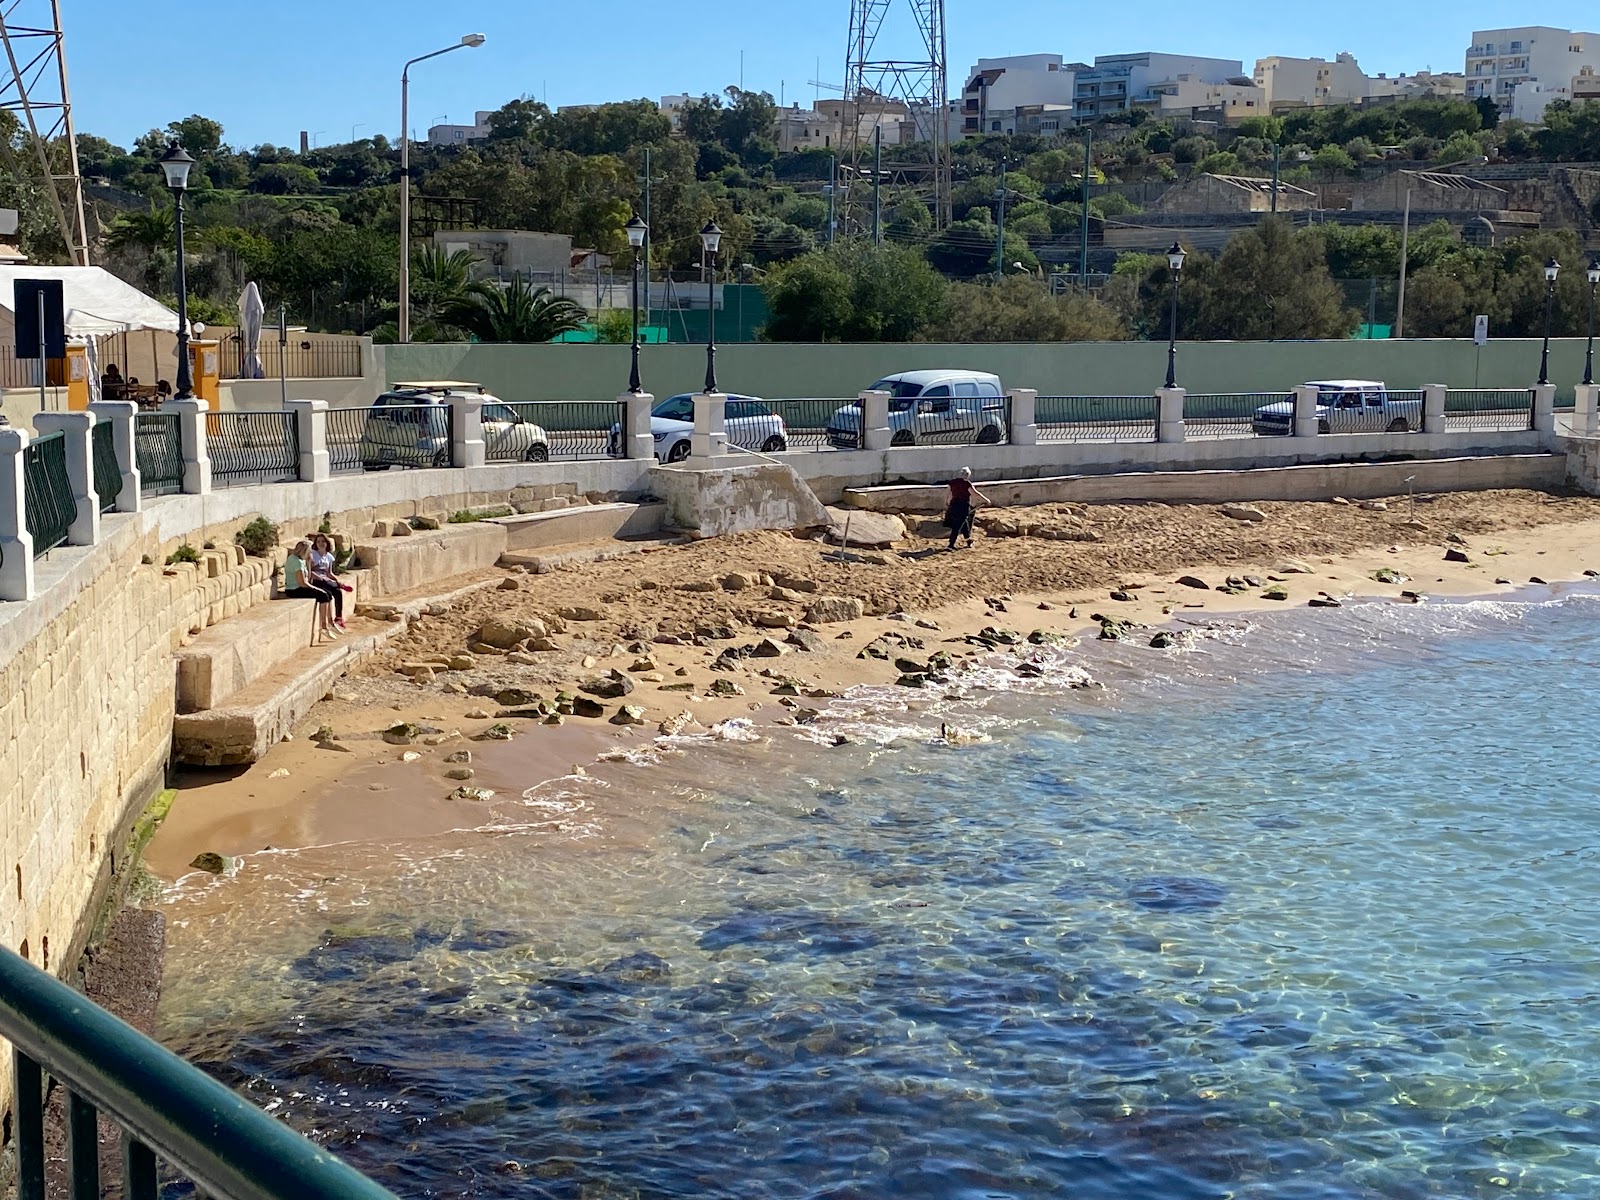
[157,594,1600,1198]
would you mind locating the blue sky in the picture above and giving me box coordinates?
[61,0,1600,150]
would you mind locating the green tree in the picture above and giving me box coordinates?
[760,252,852,340]
[167,115,225,158]
[444,277,587,342]
[1310,145,1356,173]
[545,100,671,156]
[923,276,1127,342]
[104,202,173,252]
[925,217,1037,278]
[249,162,320,195]
[485,99,549,143]
[760,244,946,341]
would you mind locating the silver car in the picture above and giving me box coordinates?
[827,370,1008,447]
[1252,379,1419,436]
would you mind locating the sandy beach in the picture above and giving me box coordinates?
[143,487,1600,879]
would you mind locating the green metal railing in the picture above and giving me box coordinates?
[23,431,75,556]
[0,945,399,1200]
[92,419,122,512]
[135,413,184,497]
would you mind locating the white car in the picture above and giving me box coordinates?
[360,383,551,468]
[827,370,1008,447]
[1251,379,1419,436]
[608,393,788,462]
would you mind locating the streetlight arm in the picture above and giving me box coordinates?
[402,42,472,81]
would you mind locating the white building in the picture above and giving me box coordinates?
[658,94,693,130]
[1364,71,1467,101]
[1464,26,1600,118]
[1149,76,1268,122]
[1253,52,1371,108]
[958,54,1079,134]
[1073,52,1243,121]
[426,112,493,146]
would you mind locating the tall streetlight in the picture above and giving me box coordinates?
[1164,242,1185,390]
[700,220,723,394]
[1584,257,1599,387]
[625,215,648,393]
[160,143,196,400]
[1537,257,1560,387]
[399,33,486,344]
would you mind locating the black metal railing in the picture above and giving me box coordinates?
[1035,394,1157,442]
[1443,388,1537,432]
[484,401,621,461]
[326,406,374,475]
[766,398,858,450]
[24,430,76,556]
[206,411,301,488]
[92,419,122,512]
[0,945,400,1200]
[135,413,184,497]
[224,337,364,380]
[1183,393,1279,439]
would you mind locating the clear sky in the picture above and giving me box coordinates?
[56,0,1600,150]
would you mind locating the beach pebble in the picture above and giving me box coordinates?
[1221,504,1266,522]
[401,751,422,763]
[188,852,232,875]
[497,576,520,591]
[1176,575,1211,591]
[805,596,866,624]
[1444,548,1471,563]
[610,705,647,726]
[445,750,472,764]
[1277,560,1314,574]
[449,786,495,802]
[445,768,475,781]
[268,768,290,779]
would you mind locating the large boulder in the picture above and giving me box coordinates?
[477,615,548,649]
[805,596,866,624]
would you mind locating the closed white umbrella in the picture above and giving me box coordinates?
[238,281,265,379]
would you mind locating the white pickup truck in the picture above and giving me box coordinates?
[1252,379,1420,436]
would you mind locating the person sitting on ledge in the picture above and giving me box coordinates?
[282,540,340,644]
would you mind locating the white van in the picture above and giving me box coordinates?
[826,370,1007,448]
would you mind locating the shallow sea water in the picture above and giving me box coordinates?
[156,593,1600,1199]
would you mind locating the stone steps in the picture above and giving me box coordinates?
[481,502,665,551]
[174,599,322,714]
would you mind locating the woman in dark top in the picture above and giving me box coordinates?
[944,467,991,550]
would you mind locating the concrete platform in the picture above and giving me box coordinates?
[174,599,320,714]
[482,502,666,551]
[352,522,508,596]
[172,623,396,766]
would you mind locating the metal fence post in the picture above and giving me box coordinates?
[623,391,655,460]
[161,396,212,495]
[32,412,98,546]
[88,401,141,512]
[1007,388,1038,447]
[861,390,891,451]
[1156,387,1186,443]
[1531,383,1556,433]
[1421,384,1448,434]
[449,397,485,468]
[690,392,727,463]
[285,399,330,482]
[1292,385,1321,438]
[0,426,35,600]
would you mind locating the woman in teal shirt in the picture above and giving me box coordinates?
[283,540,339,644]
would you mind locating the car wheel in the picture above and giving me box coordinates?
[1317,420,1330,435]
[525,443,550,463]
[666,440,691,463]
[431,450,449,468]
[1386,418,1409,433]
[761,435,787,453]
[891,429,915,447]
[975,425,1002,445]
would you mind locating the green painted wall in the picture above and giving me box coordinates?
[381,338,1593,404]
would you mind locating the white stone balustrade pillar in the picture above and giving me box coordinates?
[1292,385,1321,438]
[1421,384,1448,434]
[1531,383,1556,433]
[161,396,212,495]
[624,391,655,460]
[861,390,891,452]
[1007,388,1038,447]
[1156,387,1186,443]
[1574,384,1599,435]
[0,427,34,601]
[691,392,727,462]
[88,400,140,513]
[32,411,98,546]
[285,399,330,482]
[450,396,485,468]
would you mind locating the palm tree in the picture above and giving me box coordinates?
[104,202,173,253]
[444,276,588,343]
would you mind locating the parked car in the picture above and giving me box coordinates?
[360,382,549,468]
[607,393,787,462]
[1252,380,1418,436]
[826,370,1007,448]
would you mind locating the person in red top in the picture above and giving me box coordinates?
[944,466,991,550]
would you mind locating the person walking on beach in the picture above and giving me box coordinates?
[945,467,991,550]
[283,540,340,644]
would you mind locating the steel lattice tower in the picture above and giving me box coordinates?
[0,0,89,264]
[841,0,949,234]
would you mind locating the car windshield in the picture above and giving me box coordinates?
[482,404,518,424]
[653,398,694,421]
[869,378,926,400]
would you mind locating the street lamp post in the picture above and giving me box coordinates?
[1585,258,1599,387]
[1164,242,1185,391]
[1538,257,1560,387]
[160,143,195,400]
[700,220,723,394]
[399,33,486,344]
[625,215,647,393]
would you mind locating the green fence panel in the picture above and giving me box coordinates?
[24,430,76,556]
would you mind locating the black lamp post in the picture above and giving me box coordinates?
[160,142,195,400]
[1585,258,1599,387]
[625,215,647,393]
[1164,241,1185,390]
[700,220,723,394]
[1538,257,1559,387]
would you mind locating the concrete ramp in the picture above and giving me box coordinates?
[650,461,829,538]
